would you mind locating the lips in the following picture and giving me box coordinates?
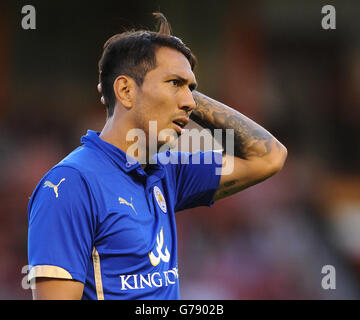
[172,116,189,129]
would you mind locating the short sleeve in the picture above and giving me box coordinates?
[159,150,223,212]
[27,166,96,284]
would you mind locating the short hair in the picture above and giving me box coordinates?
[98,12,197,118]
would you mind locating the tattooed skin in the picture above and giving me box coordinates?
[190,91,280,159]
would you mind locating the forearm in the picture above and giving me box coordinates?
[190,91,284,160]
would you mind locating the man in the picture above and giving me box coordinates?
[27,13,287,300]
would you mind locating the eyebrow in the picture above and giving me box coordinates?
[167,74,198,91]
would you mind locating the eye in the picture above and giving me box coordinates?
[168,79,180,86]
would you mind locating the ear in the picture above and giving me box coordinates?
[113,75,137,109]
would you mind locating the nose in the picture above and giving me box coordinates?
[179,88,196,114]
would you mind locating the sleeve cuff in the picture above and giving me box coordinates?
[28,265,73,282]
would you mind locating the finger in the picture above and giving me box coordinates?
[100,96,105,105]
[97,83,102,93]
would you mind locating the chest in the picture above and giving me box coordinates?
[93,172,176,266]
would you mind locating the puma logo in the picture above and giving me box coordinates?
[43,178,66,198]
[118,196,137,215]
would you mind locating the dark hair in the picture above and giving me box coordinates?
[98,12,197,117]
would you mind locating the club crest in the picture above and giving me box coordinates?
[153,186,167,213]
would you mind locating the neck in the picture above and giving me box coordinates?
[99,112,154,169]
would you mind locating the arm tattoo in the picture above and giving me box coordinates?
[191,91,280,159]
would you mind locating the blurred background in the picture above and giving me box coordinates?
[1,0,360,299]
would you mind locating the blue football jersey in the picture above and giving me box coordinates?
[28,130,222,299]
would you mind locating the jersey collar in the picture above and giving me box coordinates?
[81,130,164,178]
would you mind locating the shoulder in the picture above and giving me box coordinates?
[28,146,99,212]
[29,165,89,208]
[56,145,105,175]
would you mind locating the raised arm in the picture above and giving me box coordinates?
[191,91,287,201]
